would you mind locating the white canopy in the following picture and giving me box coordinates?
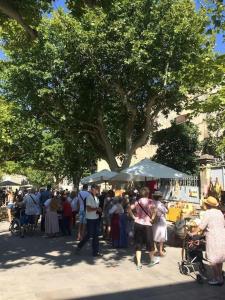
[0,180,21,187]
[80,169,118,184]
[110,159,190,182]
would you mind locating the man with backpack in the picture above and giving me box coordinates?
[77,184,89,241]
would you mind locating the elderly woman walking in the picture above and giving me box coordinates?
[131,187,160,270]
[152,191,168,256]
[192,196,225,285]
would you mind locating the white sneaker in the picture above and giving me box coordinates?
[148,257,160,267]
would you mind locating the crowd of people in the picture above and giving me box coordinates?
[2,185,168,261]
[1,184,225,285]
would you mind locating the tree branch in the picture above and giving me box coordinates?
[113,83,137,155]
[0,0,38,40]
[97,113,119,171]
[125,95,161,167]
[187,87,221,104]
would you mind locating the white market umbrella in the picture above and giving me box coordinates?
[109,172,149,182]
[81,169,119,184]
[110,159,190,182]
[0,180,21,187]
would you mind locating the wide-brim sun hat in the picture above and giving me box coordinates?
[203,196,219,207]
[152,191,163,197]
[187,219,201,227]
[187,220,198,227]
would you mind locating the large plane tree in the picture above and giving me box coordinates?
[1,0,221,171]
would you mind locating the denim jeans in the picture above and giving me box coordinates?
[78,218,99,255]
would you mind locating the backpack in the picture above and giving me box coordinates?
[79,192,88,212]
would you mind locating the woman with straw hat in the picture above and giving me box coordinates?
[195,196,225,285]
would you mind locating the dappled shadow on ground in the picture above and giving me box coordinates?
[0,222,134,270]
[64,281,225,300]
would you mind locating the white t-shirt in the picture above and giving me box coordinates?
[86,194,99,220]
[78,190,90,212]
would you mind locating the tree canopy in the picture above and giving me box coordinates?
[0,0,223,172]
[203,0,225,34]
[152,121,200,175]
[0,98,96,187]
[0,0,54,39]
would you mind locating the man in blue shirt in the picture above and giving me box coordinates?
[40,185,52,232]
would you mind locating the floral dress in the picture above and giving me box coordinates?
[152,201,168,243]
[199,208,225,265]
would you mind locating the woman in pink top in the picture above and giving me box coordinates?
[131,187,159,270]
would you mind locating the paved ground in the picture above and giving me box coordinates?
[0,221,224,300]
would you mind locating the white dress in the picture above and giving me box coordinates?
[152,201,168,243]
[44,199,59,234]
[199,209,225,264]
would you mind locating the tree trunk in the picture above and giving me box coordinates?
[72,173,82,191]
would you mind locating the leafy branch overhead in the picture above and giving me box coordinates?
[0,0,55,40]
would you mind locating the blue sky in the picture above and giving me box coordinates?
[0,0,224,59]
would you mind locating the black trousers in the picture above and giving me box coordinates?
[78,219,100,255]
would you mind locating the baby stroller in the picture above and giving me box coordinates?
[9,205,23,236]
[178,221,207,283]
[9,205,36,237]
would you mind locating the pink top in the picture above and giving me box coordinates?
[131,198,155,226]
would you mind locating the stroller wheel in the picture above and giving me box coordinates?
[196,274,204,284]
[10,219,21,236]
[178,263,184,274]
[181,264,190,275]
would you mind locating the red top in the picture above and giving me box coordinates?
[63,201,72,217]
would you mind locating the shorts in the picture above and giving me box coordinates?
[134,223,154,252]
[79,211,86,224]
[7,203,14,209]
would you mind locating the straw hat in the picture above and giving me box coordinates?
[203,196,219,207]
[188,220,198,227]
[187,219,201,227]
[152,191,163,198]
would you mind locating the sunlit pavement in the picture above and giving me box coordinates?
[0,221,224,300]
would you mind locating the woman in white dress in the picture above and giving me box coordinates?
[44,196,59,237]
[152,191,168,256]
